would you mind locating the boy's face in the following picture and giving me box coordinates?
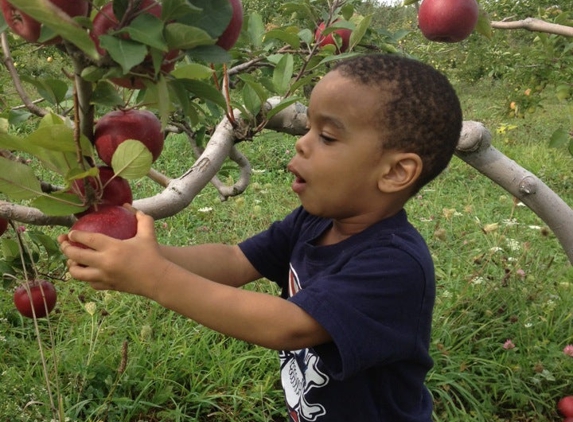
[287,71,395,220]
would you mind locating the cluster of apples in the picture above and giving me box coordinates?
[69,108,164,247]
[1,0,243,87]
[1,0,244,319]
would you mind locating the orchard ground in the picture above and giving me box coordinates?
[0,75,572,421]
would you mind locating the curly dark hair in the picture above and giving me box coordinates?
[333,54,463,194]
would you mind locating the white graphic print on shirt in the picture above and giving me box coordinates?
[281,264,330,421]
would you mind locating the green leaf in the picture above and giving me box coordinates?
[161,0,201,22]
[27,230,62,257]
[0,124,91,176]
[281,2,314,20]
[125,13,167,51]
[247,12,265,49]
[7,109,33,126]
[7,0,99,60]
[167,79,191,115]
[549,128,571,149]
[0,260,16,278]
[26,125,92,153]
[237,74,269,102]
[264,29,301,49]
[65,165,99,185]
[38,112,65,127]
[475,8,492,39]
[165,22,215,50]
[99,36,148,74]
[30,192,87,216]
[20,76,69,105]
[179,80,227,109]
[111,140,153,180]
[81,66,110,82]
[289,74,316,95]
[298,28,313,45]
[0,131,29,152]
[185,45,231,64]
[349,15,371,50]
[176,0,232,38]
[0,238,20,261]
[341,3,354,21]
[272,54,294,95]
[156,75,171,128]
[242,84,262,119]
[0,157,42,200]
[265,96,301,121]
[171,63,214,80]
[91,81,125,107]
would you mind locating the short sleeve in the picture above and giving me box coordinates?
[238,207,306,286]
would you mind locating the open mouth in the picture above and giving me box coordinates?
[287,165,307,194]
[291,173,307,194]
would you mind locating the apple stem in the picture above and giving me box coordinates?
[222,64,238,127]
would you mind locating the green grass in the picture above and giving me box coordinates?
[1,79,573,421]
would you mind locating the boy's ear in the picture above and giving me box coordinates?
[378,152,423,193]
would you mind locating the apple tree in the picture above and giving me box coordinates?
[0,0,572,267]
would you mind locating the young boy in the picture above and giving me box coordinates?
[59,53,463,421]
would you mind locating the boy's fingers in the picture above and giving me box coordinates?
[134,210,157,240]
[66,230,103,250]
[123,203,137,213]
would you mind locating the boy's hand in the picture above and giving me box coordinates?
[59,210,170,298]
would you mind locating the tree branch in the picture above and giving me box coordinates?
[1,33,48,117]
[456,121,573,264]
[0,200,74,227]
[210,145,251,200]
[491,18,573,37]
[132,113,239,219]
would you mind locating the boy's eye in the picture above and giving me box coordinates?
[320,133,335,143]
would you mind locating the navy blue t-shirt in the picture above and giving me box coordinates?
[239,207,435,422]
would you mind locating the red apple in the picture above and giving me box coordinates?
[417,0,479,43]
[559,396,573,418]
[0,217,8,236]
[69,205,137,249]
[72,166,133,217]
[314,21,352,53]
[216,0,243,51]
[94,109,164,166]
[0,0,89,43]
[91,0,179,89]
[14,279,57,319]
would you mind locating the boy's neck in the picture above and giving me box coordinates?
[317,205,404,246]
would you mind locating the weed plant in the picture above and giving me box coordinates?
[0,79,572,421]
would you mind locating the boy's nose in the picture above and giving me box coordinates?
[294,132,310,156]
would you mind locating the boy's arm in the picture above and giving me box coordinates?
[60,211,331,350]
[159,243,261,287]
[151,262,332,350]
